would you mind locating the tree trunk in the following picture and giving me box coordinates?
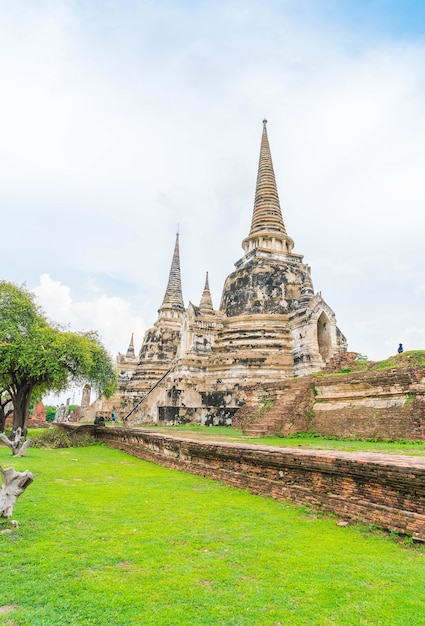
[0,408,6,433]
[0,398,13,433]
[11,387,32,437]
[0,429,31,457]
[0,466,34,518]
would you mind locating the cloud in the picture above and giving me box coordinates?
[0,0,424,374]
[33,273,146,357]
[401,327,425,345]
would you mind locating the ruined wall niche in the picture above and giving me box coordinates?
[317,311,332,363]
[179,314,191,356]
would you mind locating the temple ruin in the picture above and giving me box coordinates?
[91,120,347,425]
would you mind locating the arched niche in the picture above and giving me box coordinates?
[317,311,332,363]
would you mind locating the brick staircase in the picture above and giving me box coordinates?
[240,377,315,437]
[231,384,263,431]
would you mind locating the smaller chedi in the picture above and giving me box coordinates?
[99,120,347,425]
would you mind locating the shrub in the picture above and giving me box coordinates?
[31,428,99,449]
[404,392,416,406]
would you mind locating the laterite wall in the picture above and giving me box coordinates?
[72,425,425,541]
[310,367,425,440]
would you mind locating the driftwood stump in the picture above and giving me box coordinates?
[0,466,34,518]
[0,428,31,457]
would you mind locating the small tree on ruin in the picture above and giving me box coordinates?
[0,281,117,437]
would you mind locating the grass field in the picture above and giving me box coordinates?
[1,443,425,625]
[137,424,425,456]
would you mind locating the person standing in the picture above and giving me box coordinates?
[111,410,116,424]
[398,343,404,354]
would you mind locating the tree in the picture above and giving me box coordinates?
[0,281,117,435]
[45,405,56,422]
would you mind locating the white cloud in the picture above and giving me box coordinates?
[1,1,424,373]
[381,327,425,360]
[34,273,146,357]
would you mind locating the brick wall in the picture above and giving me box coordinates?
[310,367,425,440]
[234,366,425,440]
[75,425,425,541]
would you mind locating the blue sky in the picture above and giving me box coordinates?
[1,0,424,401]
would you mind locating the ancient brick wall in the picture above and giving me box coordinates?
[236,366,425,440]
[87,426,425,540]
[310,367,425,440]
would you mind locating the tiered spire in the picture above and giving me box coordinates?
[250,119,286,235]
[160,233,185,311]
[242,120,294,256]
[126,333,135,357]
[199,272,214,314]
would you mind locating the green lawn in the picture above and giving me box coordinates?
[1,444,424,625]
[138,424,425,456]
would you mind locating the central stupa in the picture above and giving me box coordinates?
[94,120,347,425]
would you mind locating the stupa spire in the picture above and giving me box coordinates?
[199,272,214,314]
[126,333,135,357]
[250,119,286,235]
[160,233,184,311]
[242,120,294,256]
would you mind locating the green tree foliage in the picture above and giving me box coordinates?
[45,405,56,422]
[0,281,117,434]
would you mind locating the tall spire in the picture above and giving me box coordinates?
[242,120,294,256]
[250,119,286,235]
[126,333,135,357]
[160,233,185,311]
[199,272,214,314]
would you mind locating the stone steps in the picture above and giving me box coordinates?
[243,377,315,437]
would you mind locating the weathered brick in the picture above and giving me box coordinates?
[58,424,425,541]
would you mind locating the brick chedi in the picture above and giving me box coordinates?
[214,119,346,382]
[84,237,185,421]
[124,234,185,406]
[111,121,347,425]
[82,332,139,421]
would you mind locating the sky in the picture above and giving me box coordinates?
[1,0,425,402]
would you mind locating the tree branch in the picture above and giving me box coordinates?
[0,428,31,457]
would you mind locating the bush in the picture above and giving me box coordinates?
[45,405,56,422]
[31,428,99,449]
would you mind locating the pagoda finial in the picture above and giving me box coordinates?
[160,233,185,311]
[199,271,214,314]
[250,119,286,235]
[242,120,294,256]
[126,333,135,357]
